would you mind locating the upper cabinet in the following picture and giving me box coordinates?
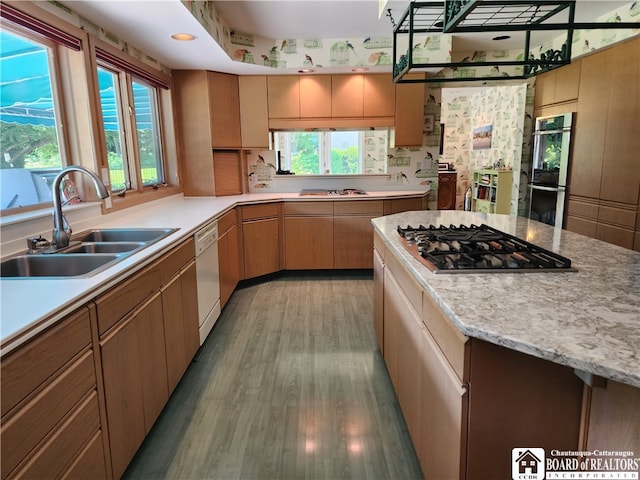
[267,73,398,128]
[395,74,426,147]
[207,72,242,148]
[534,60,581,108]
[239,76,269,149]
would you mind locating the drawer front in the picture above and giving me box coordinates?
[422,292,468,382]
[217,208,237,234]
[242,202,279,220]
[385,249,422,315]
[95,265,161,336]
[567,197,598,220]
[158,237,195,284]
[284,201,333,216]
[333,200,384,216]
[597,204,637,228]
[62,430,107,480]
[1,351,96,478]
[12,392,101,480]
[596,223,635,250]
[566,215,597,238]
[1,307,92,417]
[373,231,386,261]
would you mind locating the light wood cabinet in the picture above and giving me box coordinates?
[239,76,269,149]
[267,75,300,118]
[373,245,384,354]
[363,74,395,117]
[395,75,425,147]
[213,149,244,197]
[300,75,331,118]
[332,74,364,117]
[242,203,281,279]
[472,169,513,214]
[383,196,427,215]
[534,60,581,106]
[173,70,242,195]
[1,306,108,480]
[376,231,584,479]
[218,208,241,307]
[284,202,333,269]
[333,200,383,269]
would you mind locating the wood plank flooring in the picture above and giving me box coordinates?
[123,270,423,480]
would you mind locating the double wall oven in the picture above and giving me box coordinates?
[528,112,573,227]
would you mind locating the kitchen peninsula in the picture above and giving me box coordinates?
[372,210,639,479]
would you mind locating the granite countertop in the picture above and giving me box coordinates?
[0,190,428,355]
[372,211,640,388]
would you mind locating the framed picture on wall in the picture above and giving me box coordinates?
[423,114,435,132]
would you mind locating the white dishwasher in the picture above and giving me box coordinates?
[194,221,221,345]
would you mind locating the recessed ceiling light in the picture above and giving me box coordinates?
[352,67,370,72]
[171,33,197,41]
[492,35,511,41]
[298,69,316,73]
[434,21,444,28]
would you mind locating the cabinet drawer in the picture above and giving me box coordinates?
[596,223,635,250]
[566,215,597,238]
[242,202,279,220]
[95,265,161,336]
[385,250,422,315]
[333,200,383,216]
[284,201,333,216]
[1,351,96,478]
[567,197,598,220]
[12,392,101,480]
[422,293,468,382]
[598,204,637,228]
[1,307,92,417]
[158,237,195,284]
[63,430,107,480]
[373,231,386,261]
[217,208,237,234]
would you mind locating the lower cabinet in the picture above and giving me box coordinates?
[376,232,584,479]
[0,306,109,480]
[333,200,383,269]
[241,203,281,279]
[284,202,333,269]
[100,292,168,479]
[383,196,426,215]
[437,172,457,210]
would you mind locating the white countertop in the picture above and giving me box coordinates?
[372,211,640,388]
[0,190,427,354]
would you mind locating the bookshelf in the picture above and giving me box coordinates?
[472,169,513,214]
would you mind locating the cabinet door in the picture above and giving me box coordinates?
[534,70,556,107]
[373,248,384,354]
[243,218,280,279]
[383,197,424,215]
[419,324,466,480]
[554,60,581,103]
[331,74,364,117]
[162,261,199,394]
[437,173,457,210]
[100,293,167,479]
[267,76,300,118]
[284,216,333,269]
[213,150,243,196]
[382,269,400,392]
[394,77,425,147]
[208,72,241,148]
[300,75,331,118]
[600,39,640,205]
[363,74,395,117]
[239,76,269,148]
[333,215,377,268]
[219,224,240,308]
[571,49,608,199]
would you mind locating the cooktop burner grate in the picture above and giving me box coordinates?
[397,224,576,274]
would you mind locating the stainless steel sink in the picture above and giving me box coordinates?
[0,254,122,278]
[1,227,179,278]
[61,242,145,254]
[74,228,176,243]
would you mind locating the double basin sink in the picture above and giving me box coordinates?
[1,228,177,279]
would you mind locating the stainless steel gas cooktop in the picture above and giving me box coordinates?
[397,224,576,274]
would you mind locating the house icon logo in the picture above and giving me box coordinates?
[512,448,545,480]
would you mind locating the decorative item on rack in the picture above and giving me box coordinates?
[392,0,638,84]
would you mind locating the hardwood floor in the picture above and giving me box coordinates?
[124,270,423,480]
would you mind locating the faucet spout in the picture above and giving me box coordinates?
[52,166,109,248]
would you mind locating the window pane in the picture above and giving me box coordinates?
[0,29,62,209]
[330,131,359,174]
[132,80,164,186]
[290,132,320,175]
[98,66,128,191]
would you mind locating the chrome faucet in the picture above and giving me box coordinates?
[52,166,109,248]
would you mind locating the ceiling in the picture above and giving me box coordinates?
[58,0,631,75]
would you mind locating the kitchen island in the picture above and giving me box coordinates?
[372,210,639,479]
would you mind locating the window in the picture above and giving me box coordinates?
[95,45,168,194]
[274,129,389,175]
[0,26,66,210]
